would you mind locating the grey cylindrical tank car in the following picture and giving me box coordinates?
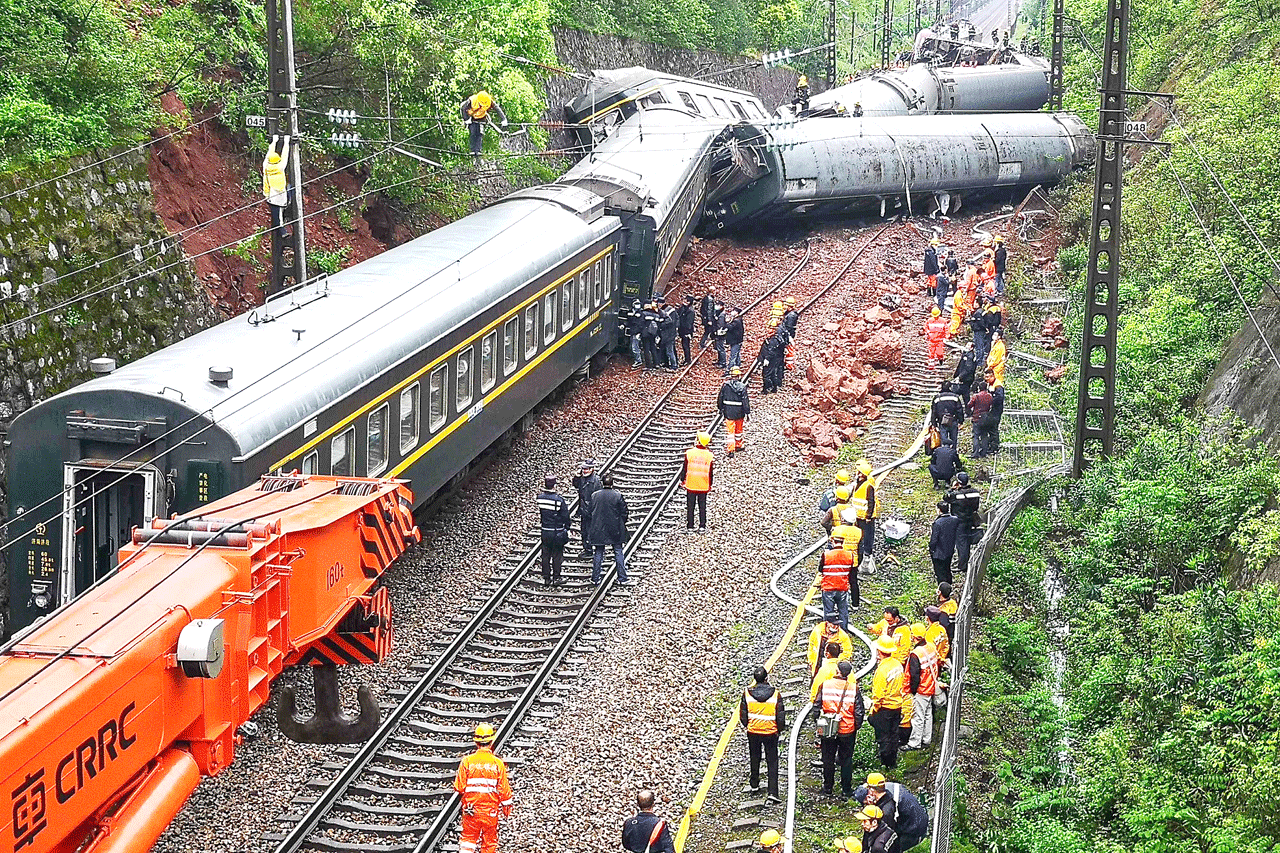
[704,112,1095,228]
[803,61,1050,118]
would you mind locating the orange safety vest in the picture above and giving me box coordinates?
[819,547,853,591]
[453,747,512,818]
[925,316,948,343]
[467,91,494,120]
[744,687,780,734]
[819,676,861,734]
[684,446,714,492]
[912,641,940,695]
[939,597,958,617]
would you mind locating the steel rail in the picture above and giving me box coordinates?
[273,240,815,853]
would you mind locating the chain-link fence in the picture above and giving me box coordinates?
[928,465,1067,853]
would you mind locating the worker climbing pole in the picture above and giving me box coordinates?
[265,0,307,295]
[1072,0,1128,475]
[1049,0,1065,110]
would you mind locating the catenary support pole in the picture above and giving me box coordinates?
[1072,0,1128,476]
[828,0,837,84]
[881,0,893,68]
[266,0,307,296]
[1049,0,1065,110]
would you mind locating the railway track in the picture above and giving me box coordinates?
[267,242,819,853]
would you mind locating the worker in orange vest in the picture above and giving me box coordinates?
[906,624,941,748]
[924,306,949,367]
[454,723,512,853]
[680,431,715,531]
[459,91,508,156]
[814,659,863,798]
[739,665,786,801]
[817,525,858,631]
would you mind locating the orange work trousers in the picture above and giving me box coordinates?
[460,814,499,853]
[785,342,795,369]
[725,419,745,452]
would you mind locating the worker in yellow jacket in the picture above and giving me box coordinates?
[460,91,508,156]
[868,636,907,769]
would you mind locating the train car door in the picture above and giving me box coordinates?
[60,462,163,606]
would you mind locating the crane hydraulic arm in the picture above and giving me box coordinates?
[0,474,419,853]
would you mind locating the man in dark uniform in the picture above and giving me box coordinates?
[658,301,678,369]
[926,441,962,489]
[923,239,940,297]
[712,300,728,367]
[945,472,981,574]
[536,475,571,586]
[677,295,697,365]
[928,501,960,585]
[621,790,675,853]
[758,324,784,394]
[640,302,662,368]
[953,342,978,410]
[700,287,718,348]
[993,235,1008,293]
[717,366,750,454]
[969,294,991,366]
[724,308,745,372]
[627,299,643,368]
[571,459,601,555]
[930,380,965,449]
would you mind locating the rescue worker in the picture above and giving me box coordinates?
[986,329,1007,386]
[700,286,718,349]
[813,659,863,798]
[659,301,679,369]
[835,836,863,853]
[829,508,864,584]
[821,488,854,536]
[928,501,961,585]
[980,246,996,285]
[953,342,977,410]
[985,292,1005,337]
[819,469,853,513]
[739,665,786,802]
[993,234,1007,293]
[866,606,911,664]
[945,473,981,574]
[807,618,854,675]
[757,829,784,853]
[783,296,799,371]
[854,774,929,852]
[810,640,845,703]
[818,523,858,631]
[627,300,644,368]
[622,789,675,853]
[536,475,571,586]
[851,101,864,117]
[794,74,811,112]
[724,308,745,372]
[759,319,785,394]
[937,582,958,620]
[454,723,512,853]
[923,239,940,296]
[851,459,878,567]
[947,286,967,338]
[680,431,715,531]
[906,624,940,749]
[571,459,601,554]
[943,248,959,278]
[640,301,662,368]
[924,306,948,367]
[925,606,950,660]
[868,636,907,768]
[857,805,897,853]
[717,366,750,454]
[677,295,697,364]
[930,380,965,450]
[460,91,508,157]
[262,135,292,234]
[587,471,630,585]
[969,382,994,458]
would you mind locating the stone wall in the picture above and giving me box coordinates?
[0,146,222,621]
[1200,292,1280,455]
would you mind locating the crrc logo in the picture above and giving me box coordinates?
[9,702,137,851]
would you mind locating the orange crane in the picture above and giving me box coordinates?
[0,473,419,853]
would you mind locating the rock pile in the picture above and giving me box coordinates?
[1040,316,1068,350]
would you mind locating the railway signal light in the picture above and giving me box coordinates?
[326,108,358,125]
[329,131,362,148]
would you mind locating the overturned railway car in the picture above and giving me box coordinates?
[704,112,1095,228]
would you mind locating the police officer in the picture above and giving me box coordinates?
[536,475,571,586]
[945,472,982,573]
[930,380,965,449]
[627,299,644,368]
[571,459,602,555]
[783,296,800,336]
[758,320,785,394]
[677,295,697,364]
[700,286,718,348]
[640,301,662,368]
[993,235,1008,293]
[658,300,678,369]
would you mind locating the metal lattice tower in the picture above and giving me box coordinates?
[828,0,837,84]
[1049,0,1065,110]
[881,0,893,68]
[1072,0,1128,476]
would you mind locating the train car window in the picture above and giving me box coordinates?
[744,102,765,119]
[561,284,573,331]
[481,332,497,392]
[302,451,318,475]
[730,101,749,120]
[677,91,699,113]
[400,383,420,453]
[524,304,538,360]
[367,403,389,475]
[713,97,731,116]
[456,347,474,411]
[577,271,588,318]
[593,261,604,305]
[429,366,447,431]
[543,293,555,343]
[696,94,717,116]
[331,428,355,477]
[503,318,518,374]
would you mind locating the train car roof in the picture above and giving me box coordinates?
[36,197,619,458]
[566,68,763,123]
[558,106,718,224]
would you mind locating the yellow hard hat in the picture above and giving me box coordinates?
[760,829,783,847]
[875,636,897,655]
[835,468,852,484]
[798,75,808,86]
[835,484,852,501]
[785,296,796,306]
[856,459,873,476]
[697,431,712,447]
[474,723,497,744]
[267,152,282,164]
[769,317,780,327]
[772,301,784,311]
[994,234,1004,242]
[930,238,940,246]
[931,306,941,316]
[730,366,742,377]
[911,622,928,638]
[982,237,993,247]
[866,772,887,787]
[835,836,862,853]
[856,805,884,821]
